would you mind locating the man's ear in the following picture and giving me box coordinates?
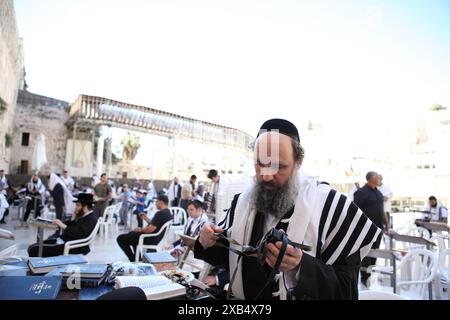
[295,160,303,169]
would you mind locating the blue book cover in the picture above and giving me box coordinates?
[143,252,177,264]
[61,264,109,278]
[0,276,62,300]
[28,255,88,274]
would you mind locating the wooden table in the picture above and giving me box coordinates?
[27,218,59,257]
[415,220,450,233]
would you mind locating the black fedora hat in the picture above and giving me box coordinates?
[73,193,95,205]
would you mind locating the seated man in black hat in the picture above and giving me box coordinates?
[28,193,98,257]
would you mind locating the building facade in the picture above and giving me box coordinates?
[0,0,24,172]
[10,90,70,175]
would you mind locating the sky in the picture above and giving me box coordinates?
[13,0,450,143]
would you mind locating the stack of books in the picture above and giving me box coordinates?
[28,254,88,274]
[47,264,110,288]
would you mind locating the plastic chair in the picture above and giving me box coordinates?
[134,220,173,262]
[63,220,100,255]
[98,205,119,239]
[359,290,406,300]
[434,248,450,300]
[0,244,18,259]
[406,227,431,240]
[429,234,449,253]
[169,207,187,226]
[396,249,437,300]
[168,207,188,243]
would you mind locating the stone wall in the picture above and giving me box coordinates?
[10,90,70,175]
[0,0,24,172]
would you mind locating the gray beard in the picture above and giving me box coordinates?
[253,172,300,219]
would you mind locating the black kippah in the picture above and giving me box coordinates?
[257,118,300,142]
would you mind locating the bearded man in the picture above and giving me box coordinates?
[28,193,98,257]
[194,119,381,300]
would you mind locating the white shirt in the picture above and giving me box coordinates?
[422,205,448,221]
[0,176,8,196]
[378,183,393,212]
[61,176,75,191]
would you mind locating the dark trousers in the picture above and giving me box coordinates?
[136,209,144,228]
[24,198,41,222]
[28,239,65,257]
[360,234,382,282]
[116,232,156,262]
[93,201,107,219]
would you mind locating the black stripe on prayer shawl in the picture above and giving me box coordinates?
[217,207,231,230]
[334,212,367,262]
[217,193,241,232]
[321,200,359,263]
[359,220,380,249]
[316,189,336,259]
[326,194,347,238]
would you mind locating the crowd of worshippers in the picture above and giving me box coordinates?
[0,170,218,225]
[0,169,229,290]
[2,119,448,300]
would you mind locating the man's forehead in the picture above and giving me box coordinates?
[255,132,293,159]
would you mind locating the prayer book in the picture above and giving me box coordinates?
[114,275,185,300]
[143,252,177,272]
[28,254,88,274]
[0,276,62,300]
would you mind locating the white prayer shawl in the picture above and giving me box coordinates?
[48,173,75,215]
[228,171,381,300]
[0,176,8,196]
[168,182,180,204]
[27,177,46,206]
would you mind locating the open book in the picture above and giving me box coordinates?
[0,228,15,240]
[114,275,185,300]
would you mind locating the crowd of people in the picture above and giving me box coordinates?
[0,167,230,291]
[0,118,449,300]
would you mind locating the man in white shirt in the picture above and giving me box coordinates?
[61,170,75,193]
[377,175,393,228]
[422,196,448,223]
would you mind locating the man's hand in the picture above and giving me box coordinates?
[204,275,218,287]
[170,247,184,257]
[265,242,303,272]
[198,222,223,249]
[133,227,142,233]
[52,219,66,230]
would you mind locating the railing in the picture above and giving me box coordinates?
[68,95,252,150]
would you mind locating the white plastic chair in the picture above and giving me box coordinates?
[359,290,406,300]
[406,227,431,240]
[170,207,187,226]
[63,220,100,256]
[434,248,450,300]
[0,244,18,259]
[98,205,119,239]
[396,249,438,300]
[134,220,173,262]
[168,207,188,243]
[429,234,449,253]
